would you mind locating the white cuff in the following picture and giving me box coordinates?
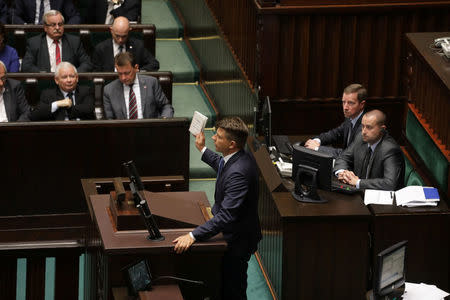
[201,147,207,154]
[189,232,196,241]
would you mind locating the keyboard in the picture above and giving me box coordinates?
[331,177,360,194]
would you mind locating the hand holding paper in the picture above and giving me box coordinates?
[189,111,208,136]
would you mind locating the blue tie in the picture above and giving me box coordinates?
[217,157,224,179]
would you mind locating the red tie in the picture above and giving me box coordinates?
[54,39,61,65]
[129,84,137,119]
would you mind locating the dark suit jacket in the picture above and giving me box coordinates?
[92,37,159,72]
[316,112,364,157]
[30,85,95,121]
[88,0,140,24]
[0,0,7,23]
[21,33,92,73]
[334,133,405,191]
[12,0,81,24]
[103,74,173,119]
[192,149,262,256]
[2,79,31,121]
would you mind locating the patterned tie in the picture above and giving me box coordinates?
[38,0,45,24]
[54,40,61,66]
[128,84,138,119]
[119,45,124,53]
[360,147,372,179]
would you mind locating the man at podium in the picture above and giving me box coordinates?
[173,117,262,300]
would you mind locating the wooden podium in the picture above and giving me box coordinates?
[81,178,227,300]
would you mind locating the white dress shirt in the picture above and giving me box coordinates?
[123,76,142,119]
[46,35,63,72]
[34,0,51,24]
[0,90,8,122]
[105,0,123,24]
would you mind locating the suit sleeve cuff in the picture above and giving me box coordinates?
[356,179,361,189]
[201,147,207,154]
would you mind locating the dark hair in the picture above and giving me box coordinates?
[343,83,367,103]
[114,52,136,67]
[215,117,249,149]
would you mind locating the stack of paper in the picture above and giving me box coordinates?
[403,282,449,300]
[395,186,440,207]
[364,189,394,205]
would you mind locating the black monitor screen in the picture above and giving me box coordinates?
[291,144,333,191]
[375,241,407,296]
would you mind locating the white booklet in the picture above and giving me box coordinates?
[189,111,208,135]
[364,189,394,205]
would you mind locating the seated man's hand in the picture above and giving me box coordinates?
[56,98,73,108]
[305,139,320,150]
[339,170,359,186]
[195,131,205,152]
[173,233,195,254]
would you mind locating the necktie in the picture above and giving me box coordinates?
[346,122,352,146]
[360,147,372,179]
[38,0,45,24]
[119,45,124,53]
[54,40,61,66]
[217,157,224,179]
[66,91,73,119]
[128,84,137,119]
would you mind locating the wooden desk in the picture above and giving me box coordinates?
[369,202,450,291]
[84,180,227,300]
[250,137,450,298]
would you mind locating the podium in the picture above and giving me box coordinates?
[81,178,227,300]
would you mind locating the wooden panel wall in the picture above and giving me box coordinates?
[207,0,450,100]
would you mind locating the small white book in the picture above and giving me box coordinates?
[189,111,208,135]
[364,189,394,205]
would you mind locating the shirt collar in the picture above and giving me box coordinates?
[368,137,382,151]
[223,150,239,165]
[349,110,364,127]
[46,34,61,47]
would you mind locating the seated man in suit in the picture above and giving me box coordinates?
[92,16,159,72]
[334,109,404,191]
[0,60,31,121]
[21,10,92,73]
[12,0,81,24]
[305,83,367,158]
[0,0,7,24]
[89,0,140,24]
[30,61,95,121]
[103,52,173,119]
[173,117,262,299]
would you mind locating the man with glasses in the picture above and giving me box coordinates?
[12,0,81,24]
[305,83,367,158]
[0,60,31,122]
[103,52,172,119]
[92,16,159,72]
[22,10,91,73]
[30,61,95,121]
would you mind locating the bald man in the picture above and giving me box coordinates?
[92,16,159,72]
[333,110,404,191]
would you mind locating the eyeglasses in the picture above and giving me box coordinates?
[45,22,64,28]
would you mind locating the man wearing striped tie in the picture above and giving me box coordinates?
[103,52,173,120]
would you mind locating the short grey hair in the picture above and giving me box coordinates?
[0,60,7,73]
[55,62,77,78]
[43,10,65,25]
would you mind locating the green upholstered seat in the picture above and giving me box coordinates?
[189,129,217,178]
[404,156,425,187]
[406,109,448,192]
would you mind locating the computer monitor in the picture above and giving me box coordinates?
[291,144,333,203]
[260,96,272,147]
[373,241,407,299]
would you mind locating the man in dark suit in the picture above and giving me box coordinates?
[21,10,91,73]
[334,110,405,191]
[88,0,140,24]
[12,0,81,24]
[305,83,367,158]
[103,52,172,119]
[0,0,7,24]
[0,60,31,121]
[173,117,262,299]
[30,62,95,121]
[92,16,159,72]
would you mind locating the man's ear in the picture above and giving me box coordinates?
[381,125,387,133]
[229,140,237,150]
